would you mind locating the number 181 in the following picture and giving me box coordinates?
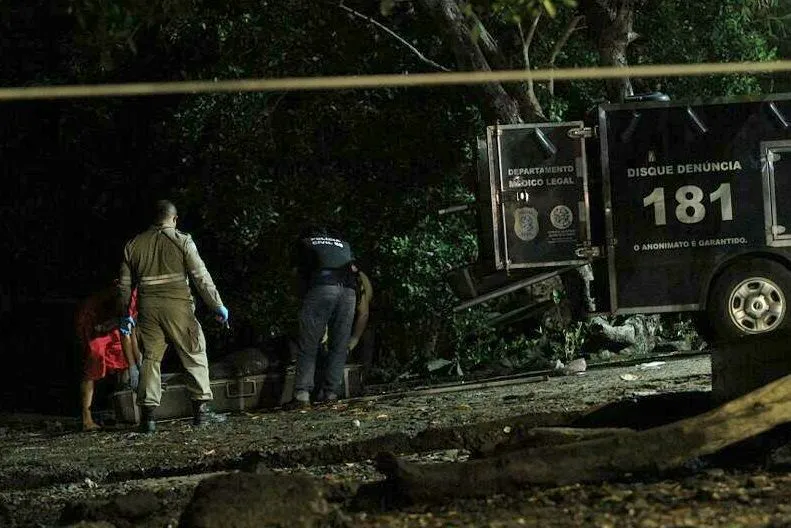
[642,183,733,226]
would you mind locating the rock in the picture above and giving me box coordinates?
[563,358,587,375]
[596,350,615,361]
[60,492,161,526]
[178,472,332,528]
[767,441,791,469]
[553,359,565,372]
[426,358,453,373]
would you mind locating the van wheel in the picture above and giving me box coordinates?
[707,258,791,340]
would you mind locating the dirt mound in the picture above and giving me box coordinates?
[178,472,338,528]
[60,491,163,526]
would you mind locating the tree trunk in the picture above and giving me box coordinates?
[473,426,633,458]
[474,12,546,121]
[419,0,541,124]
[421,314,442,359]
[378,370,791,502]
[580,0,641,102]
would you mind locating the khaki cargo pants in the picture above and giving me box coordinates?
[136,299,212,407]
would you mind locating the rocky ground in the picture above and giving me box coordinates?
[2,354,790,527]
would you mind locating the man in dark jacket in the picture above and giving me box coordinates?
[118,200,229,432]
[289,226,357,407]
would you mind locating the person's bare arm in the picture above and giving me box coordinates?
[120,334,136,368]
[129,327,142,365]
[349,272,373,350]
[348,304,370,351]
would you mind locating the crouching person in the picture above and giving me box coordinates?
[347,268,374,368]
[287,225,357,408]
[118,200,230,433]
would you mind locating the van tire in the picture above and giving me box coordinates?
[707,258,791,341]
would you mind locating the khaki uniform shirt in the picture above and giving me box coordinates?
[118,225,223,313]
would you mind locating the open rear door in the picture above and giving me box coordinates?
[763,140,791,246]
[488,122,592,270]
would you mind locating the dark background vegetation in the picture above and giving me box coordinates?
[1,0,789,414]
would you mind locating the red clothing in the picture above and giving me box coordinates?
[75,286,138,381]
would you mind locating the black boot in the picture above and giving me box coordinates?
[139,406,156,434]
[192,401,227,427]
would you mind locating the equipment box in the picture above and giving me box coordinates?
[112,364,364,423]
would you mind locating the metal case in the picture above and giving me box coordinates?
[112,364,364,423]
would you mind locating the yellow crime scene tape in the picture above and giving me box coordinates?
[1,60,791,101]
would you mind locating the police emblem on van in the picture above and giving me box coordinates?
[550,205,574,230]
[514,207,539,241]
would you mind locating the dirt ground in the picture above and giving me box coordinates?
[3,354,790,527]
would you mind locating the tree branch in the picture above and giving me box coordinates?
[470,11,540,121]
[517,13,545,119]
[469,12,502,66]
[548,15,584,96]
[418,0,527,123]
[378,367,791,501]
[338,2,451,72]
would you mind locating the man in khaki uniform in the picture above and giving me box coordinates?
[118,200,229,433]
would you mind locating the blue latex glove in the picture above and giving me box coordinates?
[119,316,135,336]
[128,362,140,391]
[215,305,229,324]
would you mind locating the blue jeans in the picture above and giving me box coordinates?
[295,284,356,397]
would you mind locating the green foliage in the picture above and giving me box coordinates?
[656,314,705,350]
[459,326,555,371]
[537,319,588,362]
[373,177,479,366]
[632,0,777,98]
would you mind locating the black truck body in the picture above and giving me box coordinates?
[462,93,791,339]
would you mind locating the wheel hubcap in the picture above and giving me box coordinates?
[728,277,786,334]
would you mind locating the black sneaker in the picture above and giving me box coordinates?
[314,392,339,405]
[282,398,311,411]
[192,401,228,426]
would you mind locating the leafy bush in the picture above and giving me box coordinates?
[372,176,479,373]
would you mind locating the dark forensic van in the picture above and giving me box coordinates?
[452,93,791,340]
